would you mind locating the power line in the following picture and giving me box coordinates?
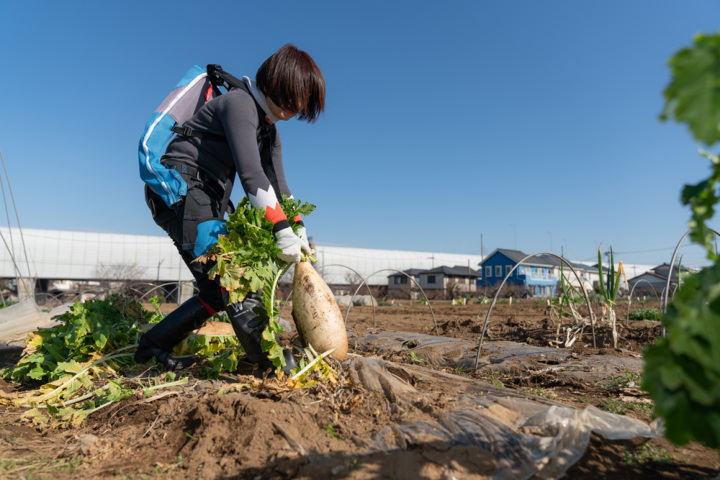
[612,246,677,254]
[578,243,705,263]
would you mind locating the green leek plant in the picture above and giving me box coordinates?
[597,246,625,348]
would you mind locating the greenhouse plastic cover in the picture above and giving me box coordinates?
[0,299,68,346]
[0,227,485,285]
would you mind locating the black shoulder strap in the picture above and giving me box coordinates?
[172,64,275,217]
[206,64,258,218]
[170,64,250,141]
[207,64,248,93]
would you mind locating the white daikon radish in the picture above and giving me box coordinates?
[292,261,348,360]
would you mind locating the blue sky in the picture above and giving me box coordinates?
[1,1,719,268]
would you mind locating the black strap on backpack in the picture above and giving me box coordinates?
[169,64,247,140]
[169,64,275,218]
[206,64,246,92]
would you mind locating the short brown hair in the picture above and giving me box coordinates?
[256,44,325,123]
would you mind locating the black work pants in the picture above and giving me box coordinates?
[145,183,226,312]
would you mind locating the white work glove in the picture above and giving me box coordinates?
[296,226,312,254]
[275,227,310,264]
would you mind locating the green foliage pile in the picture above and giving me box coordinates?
[642,30,720,449]
[2,294,156,383]
[0,295,246,426]
[0,295,168,427]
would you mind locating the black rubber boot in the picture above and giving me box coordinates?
[226,292,298,377]
[134,295,212,371]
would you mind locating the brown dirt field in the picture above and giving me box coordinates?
[1,299,718,479]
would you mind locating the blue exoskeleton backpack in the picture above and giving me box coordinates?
[138,64,245,209]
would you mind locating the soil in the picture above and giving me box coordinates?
[1,299,718,479]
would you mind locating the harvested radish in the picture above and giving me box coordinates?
[292,261,348,361]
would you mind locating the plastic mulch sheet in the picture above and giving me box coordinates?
[346,352,659,479]
[350,331,646,386]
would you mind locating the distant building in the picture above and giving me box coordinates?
[2,227,658,303]
[627,263,692,296]
[386,265,481,298]
[477,249,557,298]
[475,248,623,298]
[387,268,424,291]
[538,254,600,293]
[417,265,481,294]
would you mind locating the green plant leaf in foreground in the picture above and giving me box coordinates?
[642,264,720,448]
[645,30,720,449]
[681,151,720,261]
[660,31,720,147]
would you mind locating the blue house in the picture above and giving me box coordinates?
[477,248,557,298]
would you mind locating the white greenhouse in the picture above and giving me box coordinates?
[1,227,485,291]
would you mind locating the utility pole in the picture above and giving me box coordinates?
[480,233,484,261]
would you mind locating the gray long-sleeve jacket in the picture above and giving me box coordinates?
[162,87,294,232]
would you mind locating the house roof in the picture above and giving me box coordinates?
[626,272,677,294]
[651,263,691,274]
[386,268,425,278]
[481,249,606,273]
[422,265,482,278]
[627,263,687,283]
[482,249,556,267]
[535,255,598,272]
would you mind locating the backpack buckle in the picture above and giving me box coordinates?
[171,125,194,137]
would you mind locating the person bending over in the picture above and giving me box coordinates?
[135,44,325,375]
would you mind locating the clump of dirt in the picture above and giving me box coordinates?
[437,318,482,336]
[85,390,358,478]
